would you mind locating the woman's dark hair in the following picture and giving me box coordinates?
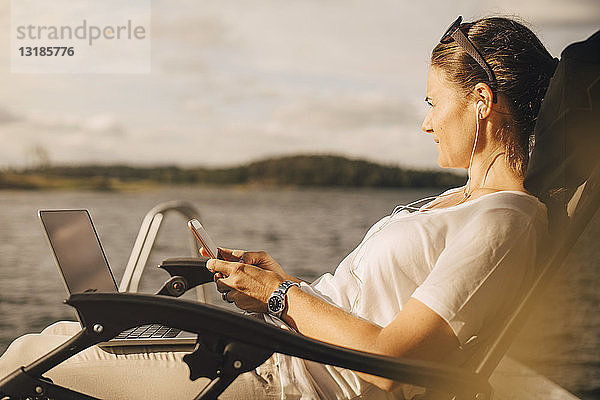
[431,17,557,177]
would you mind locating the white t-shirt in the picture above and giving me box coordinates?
[276,189,548,399]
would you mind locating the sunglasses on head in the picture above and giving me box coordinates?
[441,16,497,103]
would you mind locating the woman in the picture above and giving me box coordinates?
[0,16,557,399]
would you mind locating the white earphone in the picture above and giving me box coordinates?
[477,100,484,118]
[465,100,486,196]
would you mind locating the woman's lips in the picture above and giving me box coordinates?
[433,136,440,143]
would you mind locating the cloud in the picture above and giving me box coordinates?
[272,95,421,133]
[14,111,126,139]
[151,10,239,74]
[0,107,129,167]
[153,16,232,47]
[82,113,125,137]
[170,92,435,169]
[0,106,20,125]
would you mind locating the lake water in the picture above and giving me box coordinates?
[0,186,597,398]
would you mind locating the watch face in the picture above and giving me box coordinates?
[268,295,284,313]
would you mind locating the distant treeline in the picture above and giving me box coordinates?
[1,155,465,190]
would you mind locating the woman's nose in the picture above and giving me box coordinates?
[421,112,433,134]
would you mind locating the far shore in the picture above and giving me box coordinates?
[0,154,465,191]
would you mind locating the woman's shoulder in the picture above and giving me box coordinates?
[472,190,546,214]
[429,187,548,229]
[463,191,549,237]
[435,187,546,213]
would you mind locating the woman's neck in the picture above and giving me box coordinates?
[466,148,524,196]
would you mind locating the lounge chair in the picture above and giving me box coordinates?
[1,30,598,400]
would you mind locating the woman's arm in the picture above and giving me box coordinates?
[207,254,459,392]
[283,288,459,390]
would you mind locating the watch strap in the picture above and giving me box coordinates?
[276,280,299,295]
[268,280,299,317]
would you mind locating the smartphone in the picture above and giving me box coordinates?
[188,219,219,259]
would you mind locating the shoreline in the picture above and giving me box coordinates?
[1,154,466,191]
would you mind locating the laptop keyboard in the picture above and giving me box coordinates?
[114,324,182,340]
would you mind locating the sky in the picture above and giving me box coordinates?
[0,0,598,169]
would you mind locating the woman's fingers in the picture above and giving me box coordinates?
[207,258,241,276]
[199,247,210,257]
[215,278,232,293]
[200,246,244,261]
[224,289,267,313]
[239,251,273,266]
[215,247,244,262]
[215,248,276,267]
[211,262,264,311]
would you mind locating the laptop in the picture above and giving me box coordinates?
[38,209,197,346]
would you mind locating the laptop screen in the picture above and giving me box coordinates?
[39,210,118,294]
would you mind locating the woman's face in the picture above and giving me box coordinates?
[421,67,477,169]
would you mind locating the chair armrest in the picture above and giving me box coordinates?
[67,292,491,399]
[0,292,492,400]
[158,257,213,284]
[155,257,214,297]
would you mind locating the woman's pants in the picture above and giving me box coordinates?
[0,321,284,400]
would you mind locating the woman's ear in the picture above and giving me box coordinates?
[474,83,493,119]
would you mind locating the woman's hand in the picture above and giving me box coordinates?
[206,257,285,313]
[200,247,303,284]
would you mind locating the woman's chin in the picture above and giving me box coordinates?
[437,155,462,170]
[437,156,449,169]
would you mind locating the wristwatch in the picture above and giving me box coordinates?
[267,280,299,318]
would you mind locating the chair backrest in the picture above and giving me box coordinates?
[524,29,600,234]
[473,29,600,379]
[474,161,600,378]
